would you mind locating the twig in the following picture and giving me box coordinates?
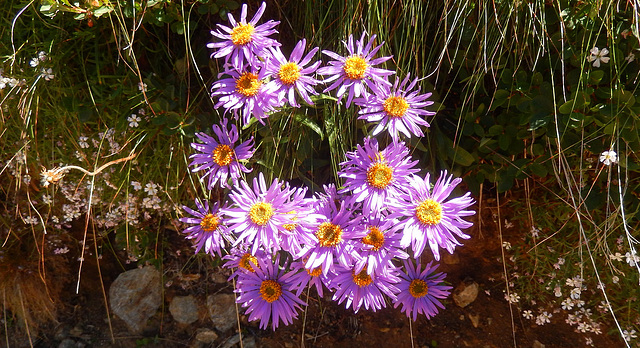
[39,153,136,187]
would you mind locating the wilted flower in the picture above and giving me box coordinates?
[588,47,610,67]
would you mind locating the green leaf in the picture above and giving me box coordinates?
[589,70,604,84]
[294,114,324,140]
[528,163,548,177]
[559,99,575,114]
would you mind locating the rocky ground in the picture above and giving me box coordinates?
[4,203,626,348]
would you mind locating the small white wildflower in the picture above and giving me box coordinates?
[78,136,89,148]
[522,310,533,319]
[626,53,636,63]
[42,194,53,205]
[38,51,47,61]
[625,251,640,267]
[138,81,148,92]
[29,57,40,67]
[557,257,565,265]
[127,114,141,128]
[24,216,39,225]
[554,285,562,297]
[588,47,610,68]
[41,68,54,81]
[531,226,540,238]
[131,181,142,191]
[575,299,585,308]
[612,275,619,284]
[561,298,574,310]
[535,311,552,325]
[54,247,69,254]
[599,150,618,165]
[623,329,637,341]
[505,293,520,303]
[144,182,158,196]
[577,322,590,333]
[504,219,513,228]
[570,287,582,300]
[585,337,593,346]
[502,241,512,250]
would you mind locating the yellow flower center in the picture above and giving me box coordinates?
[259,279,282,303]
[362,226,385,251]
[352,269,373,287]
[306,267,322,277]
[383,96,409,118]
[235,72,262,97]
[231,23,255,45]
[239,253,258,272]
[367,162,393,189]
[278,62,301,85]
[199,213,220,232]
[315,222,342,247]
[416,199,443,226]
[212,144,234,166]
[343,55,368,80]
[249,202,274,226]
[409,279,429,298]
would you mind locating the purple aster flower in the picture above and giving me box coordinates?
[393,260,452,321]
[338,137,418,216]
[207,2,280,69]
[223,172,297,254]
[211,65,280,125]
[399,171,475,260]
[179,199,228,257]
[299,185,362,275]
[356,74,434,142]
[288,260,335,298]
[277,187,322,255]
[317,32,394,107]
[189,118,254,189]
[222,245,270,281]
[235,256,306,330]
[352,213,409,276]
[263,39,322,107]
[331,263,400,313]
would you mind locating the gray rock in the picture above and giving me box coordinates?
[169,295,199,325]
[206,293,238,332]
[109,266,162,334]
[220,334,255,348]
[195,328,219,343]
[452,280,479,308]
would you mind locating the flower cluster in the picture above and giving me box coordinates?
[180,2,475,330]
